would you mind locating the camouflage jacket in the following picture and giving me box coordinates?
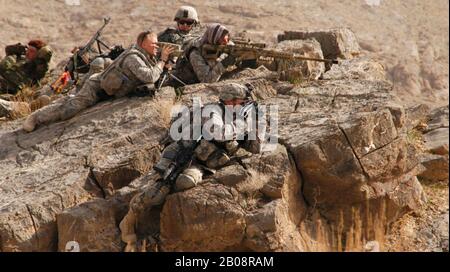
[157,27,200,48]
[172,44,226,86]
[0,55,32,93]
[0,46,51,93]
[101,44,164,97]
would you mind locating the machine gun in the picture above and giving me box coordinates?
[202,41,339,65]
[65,17,112,81]
[51,17,114,94]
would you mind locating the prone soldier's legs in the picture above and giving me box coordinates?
[23,74,103,132]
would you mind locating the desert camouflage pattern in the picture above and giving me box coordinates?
[107,45,163,97]
[0,45,52,94]
[189,48,226,83]
[26,45,163,130]
[158,27,194,46]
[119,88,260,251]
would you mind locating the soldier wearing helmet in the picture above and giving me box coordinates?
[167,23,238,88]
[119,82,264,251]
[22,31,174,132]
[157,6,201,47]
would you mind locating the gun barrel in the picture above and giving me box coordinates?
[257,49,338,64]
[232,39,266,48]
[291,55,339,64]
[203,44,339,64]
[78,17,111,55]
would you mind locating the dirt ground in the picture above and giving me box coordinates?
[0,0,448,108]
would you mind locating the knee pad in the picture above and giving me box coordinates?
[206,150,230,169]
[175,167,202,191]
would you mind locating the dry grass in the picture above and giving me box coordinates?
[407,128,426,153]
[307,199,389,252]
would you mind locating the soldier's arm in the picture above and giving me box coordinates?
[189,49,225,83]
[30,60,49,81]
[122,54,164,84]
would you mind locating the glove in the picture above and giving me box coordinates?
[221,54,237,68]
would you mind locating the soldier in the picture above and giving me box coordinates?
[0,40,53,94]
[169,23,237,87]
[157,6,200,47]
[119,83,262,252]
[22,31,174,132]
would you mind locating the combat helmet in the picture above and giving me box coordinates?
[219,83,250,102]
[174,6,199,24]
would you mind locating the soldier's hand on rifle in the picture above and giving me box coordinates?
[160,45,175,63]
[221,54,237,68]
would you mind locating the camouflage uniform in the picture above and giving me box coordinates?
[158,27,194,47]
[23,45,164,132]
[0,45,52,94]
[170,24,235,87]
[74,57,113,92]
[119,83,260,251]
[158,5,201,47]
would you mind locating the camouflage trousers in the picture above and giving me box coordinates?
[119,166,204,251]
[31,73,104,127]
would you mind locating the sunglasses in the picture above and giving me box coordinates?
[178,20,195,26]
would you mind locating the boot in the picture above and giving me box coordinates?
[22,114,37,132]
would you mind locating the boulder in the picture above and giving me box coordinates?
[0,87,175,251]
[418,153,449,182]
[57,198,122,252]
[423,128,449,156]
[322,57,386,81]
[277,28,361,60]
[425,105,449,132]
[159,144,308,252]
[159,183,247,251]
[268,68,425,226]
[273,39,325,82]
[417,104,449,182]
[0,54,429,252]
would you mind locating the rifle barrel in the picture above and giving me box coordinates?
[258,49,338,64]
[291,55,339,64]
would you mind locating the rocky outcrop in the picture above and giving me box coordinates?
[273,39,325,82]
[277,28,361,60]
[0,88,174,251]
[418,105,449,182]
[0,30,432,252]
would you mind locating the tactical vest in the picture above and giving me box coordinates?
[100,45,155,97]
[172,47,197,85]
